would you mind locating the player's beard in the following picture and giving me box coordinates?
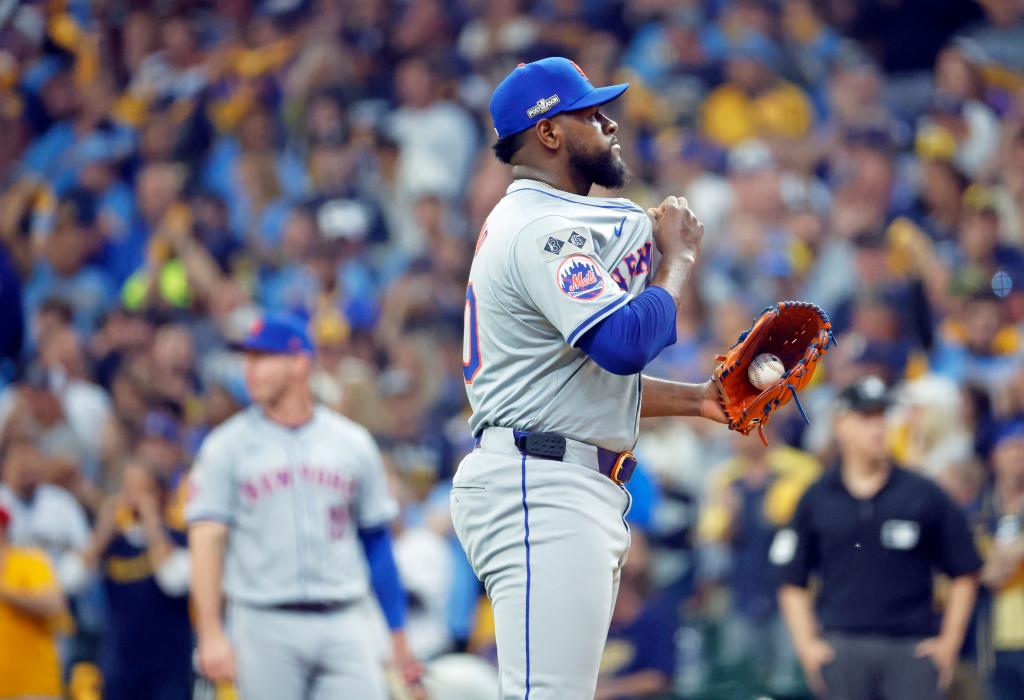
[568,140,628,189]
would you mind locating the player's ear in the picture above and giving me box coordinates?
[534,118,561,151]
[294,354,312,377]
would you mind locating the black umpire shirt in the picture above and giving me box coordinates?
[773,465,982,638]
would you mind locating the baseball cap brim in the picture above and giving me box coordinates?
[230,337,312,355]
[561,83,629,114]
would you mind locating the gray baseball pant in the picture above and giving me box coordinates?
[451,438,632,700]
[227,601,387,700]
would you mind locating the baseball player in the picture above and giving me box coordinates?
[451,57,727,699]
[186,313,421,700]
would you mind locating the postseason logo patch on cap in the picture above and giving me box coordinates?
[527,94,561,119]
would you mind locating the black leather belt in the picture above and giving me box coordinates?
[511,429,638,485]
[269,600,352,613]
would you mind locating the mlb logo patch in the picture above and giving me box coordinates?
[568,231,586,248]
[556,255,604,300]
[544,237,564,254]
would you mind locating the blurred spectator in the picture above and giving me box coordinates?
[701,140,790,308]
[22,189,115,336]
[457,0,539,65]
[890,374,975,477]
[959,0,1024,72]
[698,432,820,696]
[652,133,731,243]
[126,14,209,105]
[0,241,24,379]
[0,439,90,595]
[931,290,1021,394]
[0,364,99,507]
[622,7,713,116]
[394,515,455,660]
[80,464,192,700]
[918,91,1000,179]
[36,326,113,472]
[700,33,813,148]
[386,56,477,253]
[954,185,1024,301]
[189,191,242,275]
[136,411,188,487]
[978,424,1024,700]
[596,533,676,700]
[0,501,66,700]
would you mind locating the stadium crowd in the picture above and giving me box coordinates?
[0,0,1023,698]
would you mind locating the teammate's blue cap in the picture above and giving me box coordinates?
[489,57,629,140]
[235,313,314,355]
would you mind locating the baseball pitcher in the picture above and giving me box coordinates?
[451,57,728,700]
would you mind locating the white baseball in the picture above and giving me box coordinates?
[748,353,785,390]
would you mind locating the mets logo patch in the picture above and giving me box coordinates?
[557,255,604,300]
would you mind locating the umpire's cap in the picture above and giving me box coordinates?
[836,376,892,414]
[234,313,314,355]
[489,57,629,140]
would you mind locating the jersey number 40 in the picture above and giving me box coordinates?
[463,284,482,384]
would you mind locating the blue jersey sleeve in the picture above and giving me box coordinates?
[358,526,406,630]
[576,286,677,375]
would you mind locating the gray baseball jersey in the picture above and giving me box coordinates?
[463,178,655,453]
[185,405,398,606]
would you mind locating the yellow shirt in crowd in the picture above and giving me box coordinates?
[0,546,62,698]
[700,81,813,148]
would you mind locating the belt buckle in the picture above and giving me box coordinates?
[609,450,636,485]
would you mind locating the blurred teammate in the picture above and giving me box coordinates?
[186,313,421,700]
[453,57,725,699]
[775,377,982,699]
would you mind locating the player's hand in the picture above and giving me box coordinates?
[391,631,426,699]
[198,628,237,684]
[700,379,729,424]
[647,196,704,262]
[915,635,959,690]
[796,636,834,698]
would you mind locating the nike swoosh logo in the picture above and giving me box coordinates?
[613,215,626,238]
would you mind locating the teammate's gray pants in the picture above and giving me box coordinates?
[228,601,387,700]
[451,441,631,700]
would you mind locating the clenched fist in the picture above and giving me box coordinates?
[647,196,704,262]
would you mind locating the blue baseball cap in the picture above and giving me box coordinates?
[489,57,629,140]
[234,313,314,355]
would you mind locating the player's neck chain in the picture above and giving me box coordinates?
[514,176,556,190]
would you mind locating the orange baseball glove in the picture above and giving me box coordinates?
[712,301,834,445]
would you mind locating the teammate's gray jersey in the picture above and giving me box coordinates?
[185,405,398,606]
[464,179,656,452]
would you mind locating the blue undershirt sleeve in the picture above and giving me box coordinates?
[358,526,406,630]
[576,286,678,375]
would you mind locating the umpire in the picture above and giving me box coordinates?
[773,376,982,699]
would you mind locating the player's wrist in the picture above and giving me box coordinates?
[197,619,228,640]
[658,244,697,264]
